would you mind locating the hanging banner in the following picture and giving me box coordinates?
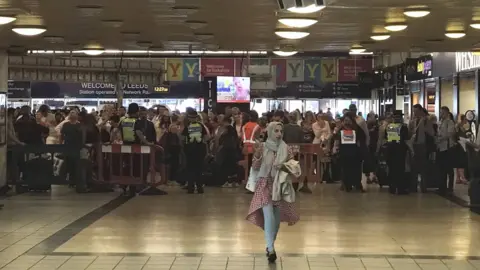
[8,81,31,98]
[167,59,183,81]
[271,58,286,83]
[201,58,234,77]
[234,58,248,76]
[203,77,217,113]
[182,58,200,81]
[286,59,304,82]
[338,59,372,82]
[320,59,337,83]
[304,59,322,85]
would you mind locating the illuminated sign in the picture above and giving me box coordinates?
[154,86,169,93]
[456,52,480,72]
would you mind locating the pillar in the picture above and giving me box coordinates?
[475,70,480,125]
[452,73,459,119]
[435,77,441,117]
[0,52,7,188]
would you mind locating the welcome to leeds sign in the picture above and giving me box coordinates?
[456,52,480,72]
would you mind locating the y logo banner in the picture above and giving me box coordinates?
[304,59,321,85]
[320,59,337,83]
[182,59,199,81]
[286,59,304,82]
[167,59,183,81]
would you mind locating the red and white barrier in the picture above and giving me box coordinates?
[101,144,151,154]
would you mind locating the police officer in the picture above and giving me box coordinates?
[385,110,409,195]
[181,108,208,194]
[120,103,154,195]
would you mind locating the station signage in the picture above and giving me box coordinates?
[455,52,480,72]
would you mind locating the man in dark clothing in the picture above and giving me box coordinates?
[182,109,208,194]
[135,107,156,144]
[283,113,303,144]
[15,109,48,145]
[60,111,87,193]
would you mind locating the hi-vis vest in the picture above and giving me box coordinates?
[243,122,260,153]
[121,117,137,142]
[386,123,402,142]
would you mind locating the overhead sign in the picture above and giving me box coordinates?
[456,52,480,72]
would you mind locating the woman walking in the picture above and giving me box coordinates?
[246,122,299,263]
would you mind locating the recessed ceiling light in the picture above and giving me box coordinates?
[82,43,105,56]
[12,25,47,36]
[76,5,103,17]
[384,23,407,32]
[0,16,16,25]
[172,6,199,15]
[278,18,318,28]
[370,34,390,41]
[121,32,140,39]
[445,31,465,39]
[195,33,214,40]
[102,20,123,28]
[350,45,366,53]
[137,41,153,47]
[185,20,207,29]
[403,7,430,18]
[44,36,65,43]
[275,30,310,39]
[273,50,298,57]
[288,4,325,14]
[470,22,480,29]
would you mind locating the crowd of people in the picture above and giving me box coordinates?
[2,102,473,197]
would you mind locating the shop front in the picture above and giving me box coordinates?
[454,52,480,120]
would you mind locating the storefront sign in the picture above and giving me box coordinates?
[203,77,217,112]
[455,52,480,72]
[201,58,235,77]
[337,59,373,82]
[8,81,31,98]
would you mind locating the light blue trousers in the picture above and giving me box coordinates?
[262,204,281,252]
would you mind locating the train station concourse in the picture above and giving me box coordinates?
[0,185,479,270]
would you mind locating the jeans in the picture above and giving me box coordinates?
[412,144,428,192]
[262,204,280,252]
[437,149,454,192]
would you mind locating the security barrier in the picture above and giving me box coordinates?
[7,144,98,192]
[98,144,167,195]
[239,143,323,183]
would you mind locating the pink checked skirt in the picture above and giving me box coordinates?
[246,177,299,229]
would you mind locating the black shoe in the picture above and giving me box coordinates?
[265,248,268,257]
[197,187,204,194]
[267,251,277,263]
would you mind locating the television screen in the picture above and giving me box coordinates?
[216,76,250,103]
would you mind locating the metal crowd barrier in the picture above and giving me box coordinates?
[7,144,97,192]
[239,143,323,183]
[7,143,168,195]
[98,144,168,195]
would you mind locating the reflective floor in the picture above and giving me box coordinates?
[0,184,478,270]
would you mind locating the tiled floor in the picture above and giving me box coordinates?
[0,184,479,270]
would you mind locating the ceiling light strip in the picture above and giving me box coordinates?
[29,50,268,55]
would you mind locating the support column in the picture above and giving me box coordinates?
[475,70,480,125]
[0,52,7,188]
[419,80,425,108]
[453,73,459,119]
[435,77,441,116]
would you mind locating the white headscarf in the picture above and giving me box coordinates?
[257,122,288,179]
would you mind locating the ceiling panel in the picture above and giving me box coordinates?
[0,0,479,52]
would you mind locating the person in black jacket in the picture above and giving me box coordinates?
[218,116,242,188]
[335,112,367,192]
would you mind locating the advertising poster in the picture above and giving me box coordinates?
[201,58,235,77]
[271,58,286,83]
[304,59,322,85]
[167,59,183,81]
[320,59,337,83]
[338,59,373,82]
[182,58,199,81]
[286,59,304,82]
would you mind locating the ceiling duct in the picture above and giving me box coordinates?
[276,0,325,12]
